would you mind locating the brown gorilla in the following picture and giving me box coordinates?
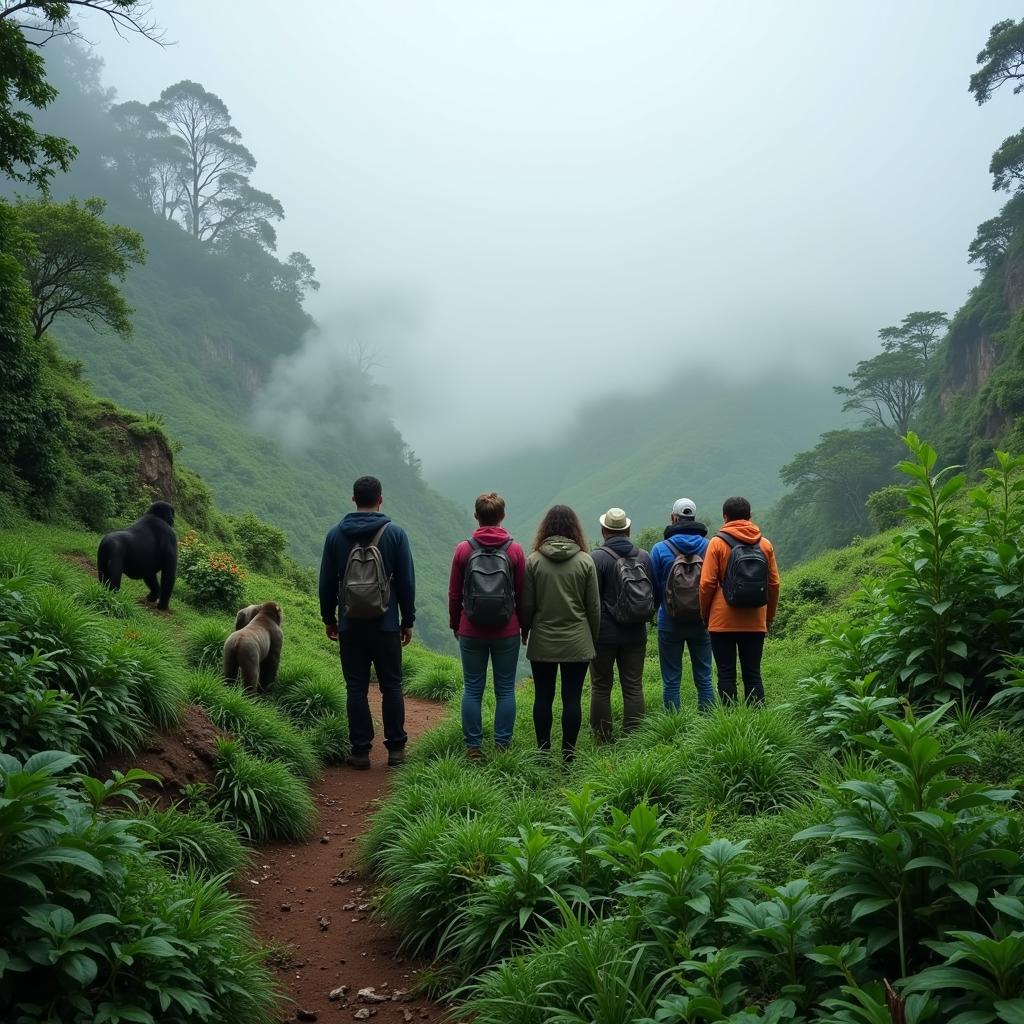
[223,602,283,693]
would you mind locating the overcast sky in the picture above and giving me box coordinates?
[88,1,1023,469]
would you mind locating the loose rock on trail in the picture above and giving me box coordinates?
[247,691,449,1023]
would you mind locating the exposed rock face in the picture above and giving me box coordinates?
[133,429,176,501]
[95,413,177,502]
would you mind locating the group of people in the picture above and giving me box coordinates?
[318,476,780,768]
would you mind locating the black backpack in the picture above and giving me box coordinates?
[718,532,769,608]
[662,540,703,623]
[604,546,657,625]
[463,538,516,627]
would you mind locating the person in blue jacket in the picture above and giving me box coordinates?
[649,498,714,712]
[319,475,416,769]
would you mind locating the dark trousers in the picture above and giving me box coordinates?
[590,641,646,741]
[338,628,407,753]
[530,660,589,756]
[709,631,766,705]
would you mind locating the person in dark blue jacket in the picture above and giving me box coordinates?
[319,475,416,768]
[649,498,714,711]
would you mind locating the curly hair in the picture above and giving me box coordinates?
[533,504,587,552]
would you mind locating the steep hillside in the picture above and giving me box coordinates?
[436,370,843,538]
[919,245,1024,466]
[19,42,466,646]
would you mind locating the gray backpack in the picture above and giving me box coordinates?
[605,546,656,625]
[663,540,703,623]
[340,524,391,620]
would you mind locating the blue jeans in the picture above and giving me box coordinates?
[658,623,714,711]
[459,634,519,748]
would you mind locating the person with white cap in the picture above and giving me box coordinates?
[649,497,714,711]
[589,506,656,741]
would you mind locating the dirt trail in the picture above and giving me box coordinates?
[247,692,450,1024]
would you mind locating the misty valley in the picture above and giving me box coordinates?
[4,4,1024,1024]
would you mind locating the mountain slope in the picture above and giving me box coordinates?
[23,42,466,646]
[435,371,844,540]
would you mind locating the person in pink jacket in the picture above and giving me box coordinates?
[448,493,526,758]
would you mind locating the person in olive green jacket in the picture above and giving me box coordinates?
[520,504,600,763]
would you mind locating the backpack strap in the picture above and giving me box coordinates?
[363,523,389,548]
[665,540,682,557]
[602,544,623,561]
[716,531,762,549]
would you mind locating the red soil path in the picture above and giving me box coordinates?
[248,692,451,1024]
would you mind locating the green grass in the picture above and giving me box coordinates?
[212,737,316,842]
[185,620,230,672]
[186,672,321,780]
[134,802,249,877]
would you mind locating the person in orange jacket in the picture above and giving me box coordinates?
[698,496,780,705]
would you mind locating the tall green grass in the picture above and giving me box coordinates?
[212,737,316,842]
[186,672,321,780]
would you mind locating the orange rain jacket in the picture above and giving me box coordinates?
[699,519,780,633]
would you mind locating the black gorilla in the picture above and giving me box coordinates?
[97,501,178,610]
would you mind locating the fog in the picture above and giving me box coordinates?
[90,1,1024,470]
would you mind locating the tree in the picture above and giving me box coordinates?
[834,349,926,435]
[989,128,1024,194]
[109,99,187,220]
[780,428,900,537]
[149,80,283,247]
[968,210,1015,270]
[214,235,319,300]
[286,251,319,296]
[0,1,159,189]
[877,310,948,364]
[970,18,1024,105]
[13,194,146,339]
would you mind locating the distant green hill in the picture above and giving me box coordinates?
[22,43,466,647]
[435,371,844,542]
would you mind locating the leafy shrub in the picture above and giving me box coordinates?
[186,673,320,780]
[185,620,230,672]
[0,594,88,759]
[3,586,148,760]
[182,548,247,611]
[229,511,287,574]
[211,737,315,841]
[133,803,248,877]
[66,472,115,530]
[0,751,276,1024]
[865,483,908,531]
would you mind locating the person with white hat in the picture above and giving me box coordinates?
[589,506,655,740]
[648,497,714,711]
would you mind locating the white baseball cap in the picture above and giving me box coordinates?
[672,498,696,518]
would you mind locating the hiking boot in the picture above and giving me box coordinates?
[345,752,370,770]
[493,742,509,754]
[466,746,482,762]
[386,748,406,768]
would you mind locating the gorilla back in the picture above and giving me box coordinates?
[98,501,178,610]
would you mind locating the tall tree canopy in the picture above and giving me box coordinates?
[834,349,925,436]
[112,80,283,248]
[0,1,158,189]
[14,195,146,340]
[877,311,948,364]
[970,18,1024,105]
